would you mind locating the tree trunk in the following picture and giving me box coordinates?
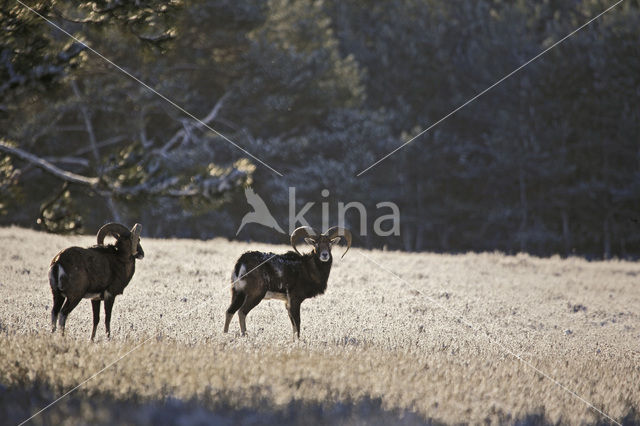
[414,180,424,251]
[106,196,122,223]
[603,214,611,260]
[562,210,571,256]
[402,222,414,252]
[518,166,527,252]
[71,80,102,171]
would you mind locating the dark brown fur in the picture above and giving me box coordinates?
[49,233,143,340]
[223,235,339,338]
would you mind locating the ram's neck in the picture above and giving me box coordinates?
[302,255,331,296]
[109,256,136,295]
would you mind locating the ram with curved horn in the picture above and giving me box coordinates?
[224,226,351,339]
[48,222,144,340]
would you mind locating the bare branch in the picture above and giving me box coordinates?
[72,135,127,156]
[207,116,264,149]
[44,156,91,168]
[158,91,231,155]
[0,141,99,186]
[70,80,124,219]
[1,139,245,201]
[139,104,154,148]
[53,125,86,132]
[198,91,232,129]
[71,80,101,166]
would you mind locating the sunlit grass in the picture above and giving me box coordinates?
[1,226,638,424]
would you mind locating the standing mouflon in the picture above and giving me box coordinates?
[223,226,351,339]
[49,222,144,340]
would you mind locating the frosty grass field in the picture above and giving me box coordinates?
[0,226,638,425]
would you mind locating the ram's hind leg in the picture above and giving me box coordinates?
[51,290,64,333]
[224,289,245,333]
[238,293,264,336]
[49,264,65,333]
[58,296,82,336]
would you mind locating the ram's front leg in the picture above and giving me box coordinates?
[286,298,302,340]
[104,294,115,338]
[90,299,101,341]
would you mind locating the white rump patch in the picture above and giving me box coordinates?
[235,279,247,291]
[264,291,287,301]
[51,265,66,291]
[233,264,247,290]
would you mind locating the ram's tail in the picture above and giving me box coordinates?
[48,263,66,292]
[231,263,247,291]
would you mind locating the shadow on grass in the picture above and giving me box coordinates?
[2,384,638,425]
[2,383,430,426]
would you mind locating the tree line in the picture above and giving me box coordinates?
[1,0,639,258]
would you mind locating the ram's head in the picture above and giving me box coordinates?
[97,222,144,259]
[290,226,352,262]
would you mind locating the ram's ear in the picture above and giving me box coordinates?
[304,237,317,246]
[330,237,341,246]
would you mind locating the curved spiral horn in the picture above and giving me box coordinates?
[130,223,142,252]
[323,227,352,258]
[97,222,132,246]
[290,226,319,255]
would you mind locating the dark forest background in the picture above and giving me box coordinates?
[1,0,639,258]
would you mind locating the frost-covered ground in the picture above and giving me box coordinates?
[0,226,639,425]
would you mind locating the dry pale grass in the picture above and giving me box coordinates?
[0,226,639,425]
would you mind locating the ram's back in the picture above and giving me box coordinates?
[52,246,114,288]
